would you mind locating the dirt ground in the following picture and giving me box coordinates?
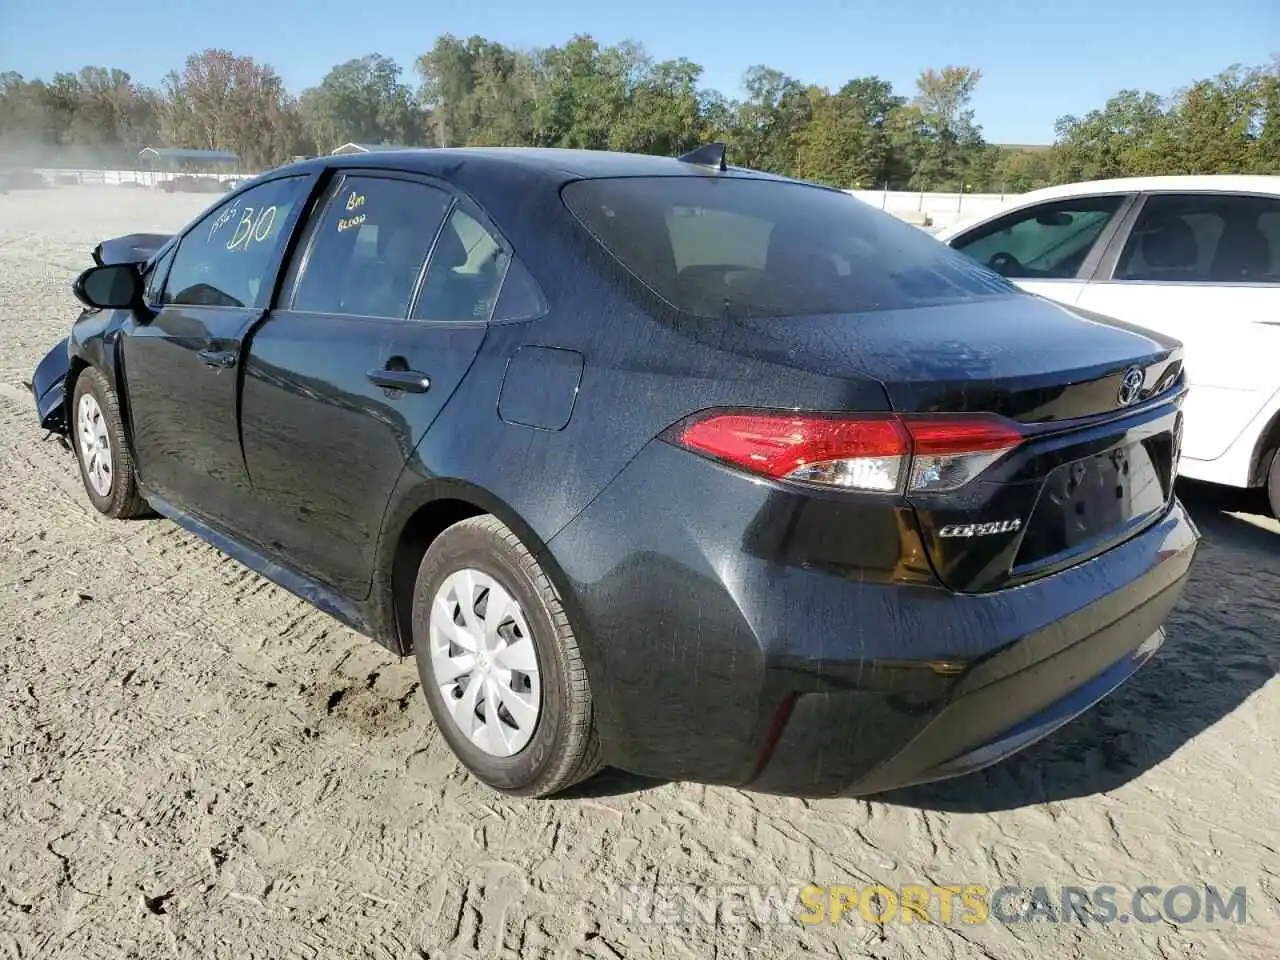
[0,186,1276,960]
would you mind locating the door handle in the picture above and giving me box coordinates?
[199,348,237,369]
[366,368,431,393]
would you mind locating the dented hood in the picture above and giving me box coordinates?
[92,232,173,267]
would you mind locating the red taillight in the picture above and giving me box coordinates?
[669,411,1022,494]
[900,416,1025,493]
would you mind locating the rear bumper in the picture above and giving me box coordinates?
[31,337,70,433]
[876,628,1165,790]
[752,575,1182,797]
[547,439,1198,794]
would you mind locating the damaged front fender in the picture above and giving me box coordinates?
[30,337,71,434]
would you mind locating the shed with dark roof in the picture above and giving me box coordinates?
[138,147,240,171]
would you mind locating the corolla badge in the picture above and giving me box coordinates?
[939,519,1023,538]
[1117,366,1145,407]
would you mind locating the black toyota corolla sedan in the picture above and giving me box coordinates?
[30,145,1197,798]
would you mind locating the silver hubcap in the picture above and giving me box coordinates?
[76,393,113,497]
[429,569,541,757]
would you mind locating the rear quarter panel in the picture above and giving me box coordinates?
[382,173,894,553]
[373,186,892,659]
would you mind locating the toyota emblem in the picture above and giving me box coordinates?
[1117,366,1144,406]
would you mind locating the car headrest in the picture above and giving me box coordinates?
[1210,222,1271,280]
[382,224,425,270]
[1138,217,1199,270]
[766,225,840,284]
[432,226,469,271]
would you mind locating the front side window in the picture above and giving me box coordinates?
[291,176,452,318]
[162,176,310,309]
[1114,193,1280,284]
[951,196,1126,280]
[143,244,176,305]
[412,207,511,322]
[562,176,1016,320]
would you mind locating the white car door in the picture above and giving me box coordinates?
[945,193,1136,308]
[1075,191,1280,476]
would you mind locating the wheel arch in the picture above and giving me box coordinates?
[373,476,570,657]
[1247,404,1280,488]
[64,321,130,446]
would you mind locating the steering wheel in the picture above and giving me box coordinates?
[987,251,1024,277]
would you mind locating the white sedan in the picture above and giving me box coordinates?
[936,175,1280,516]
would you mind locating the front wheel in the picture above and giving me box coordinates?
[70,367,148,519]
[411,515,602,797]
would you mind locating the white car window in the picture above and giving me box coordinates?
[1259,212,1280,275]
[949,196,1126,280]
[1115,193,1280,284]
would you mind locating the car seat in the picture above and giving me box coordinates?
[1131,217,1200,280]
[343,223,427,318]
[763,222,842,308]
[416,224,496,321]
[1209,219,1272,282]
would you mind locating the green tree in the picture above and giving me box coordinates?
[609,56,705,156]
[1157,66,1259,174]
[1255,60,1280,172]
[792,77,903,188]
[6,39,1279,186]
[901,66,987,190]
[993,147,1055,192]
[529,36,632,149]
[724,65,811,174]
[160,49,307,168]
[1051,90,1169,180]
[417,34,534,147]
[299,54,422,153]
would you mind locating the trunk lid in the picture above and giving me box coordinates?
[733,296,1186,592]
[732,296,1183,422]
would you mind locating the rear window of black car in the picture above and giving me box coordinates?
[561,176,1018,318]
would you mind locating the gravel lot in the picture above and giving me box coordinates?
[0,186,1276,960]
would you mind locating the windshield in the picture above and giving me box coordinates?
[561,176,1018,319]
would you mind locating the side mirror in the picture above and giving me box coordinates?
[72,263,142,310]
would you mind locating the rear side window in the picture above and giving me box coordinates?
[163,176,310,309]
[1114,193,1280,284]
[951,196,1125,280]
[292,176,451,318]
[491,257,547,321]
[411,207,511,322]
[561,177,1015,319]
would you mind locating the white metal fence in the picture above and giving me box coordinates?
[846,189,1016,230]
[27,168,238,187]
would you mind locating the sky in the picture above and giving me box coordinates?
[2,0,1277,145]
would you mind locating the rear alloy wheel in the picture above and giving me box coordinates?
[70,366,148,519]
[412,515,602,797]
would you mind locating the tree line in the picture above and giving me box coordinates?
[1,36,1277,192]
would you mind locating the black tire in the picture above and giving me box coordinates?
[1266,448,1280,520]
[70,366,148,519]
[411,515,602,797]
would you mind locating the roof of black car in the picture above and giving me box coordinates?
[294,146,794,185]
